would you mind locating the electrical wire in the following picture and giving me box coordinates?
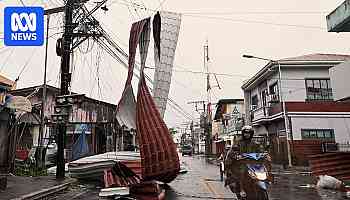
[181,11,329,15]
[110,1,327,30]
[0,48,15,73]
[184,14,326,30]
[18,0,26,6]
[145,66,250,78]
[15,49,39,82]
[96,37,194,120]
[155,0,168,11]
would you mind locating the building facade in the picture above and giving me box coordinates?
[9,85,132,161]
[242,54,350,165]
[212,99,245,155]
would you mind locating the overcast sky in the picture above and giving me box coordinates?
[0,0,349,128]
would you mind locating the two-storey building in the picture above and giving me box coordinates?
[242,53,350,165]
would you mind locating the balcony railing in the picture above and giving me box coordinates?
[251,107,267,121]
[251,103,283,122]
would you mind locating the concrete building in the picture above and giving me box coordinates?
[327,0,350,32]
[242,53,350,165]
[212,99,245,155]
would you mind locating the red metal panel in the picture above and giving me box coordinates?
[136,18,179,183]
[309,152,350,181]
[136,74,180,183]
[286,101,350,112]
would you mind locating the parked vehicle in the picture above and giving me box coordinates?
[181,145,193,156]
[229,153,271,200]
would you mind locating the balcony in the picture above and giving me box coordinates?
[250,103,283,123]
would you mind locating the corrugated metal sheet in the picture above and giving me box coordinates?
[136,17,180,183]
[309,152,350,181]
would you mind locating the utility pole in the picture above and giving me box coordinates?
[32,7,66,171]
[54,1,105,179]
[56,0,74,179]
[188,100,206,154]
[204,40,212,156]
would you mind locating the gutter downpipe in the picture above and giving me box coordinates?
[276,61,292,167]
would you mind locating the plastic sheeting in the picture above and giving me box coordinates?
[72,125,89,160]
[153,12,181,118]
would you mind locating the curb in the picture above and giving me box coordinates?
[11,178,77,200]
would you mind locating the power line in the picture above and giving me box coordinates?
[184,14,326,30]
[95,37,194,120]
[156,0,168,11]
[181,11,329,15]
[145,66,250,78]
[0,49,15,73]
[110,1,327,30]
[16,49,38,82]
[18,0,25,6]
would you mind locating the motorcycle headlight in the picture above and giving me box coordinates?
[255,172,267,180]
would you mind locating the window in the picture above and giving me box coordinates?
[301,129,335,140]
[251,95,258,110]
[269,82,279,95]
[261,89,268,107]
[305,79,333,101]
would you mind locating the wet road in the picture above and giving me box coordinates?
[166,155,235,199]
[170,155,349,200]
[49,155,349,200]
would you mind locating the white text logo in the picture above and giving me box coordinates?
[11,12,37,32]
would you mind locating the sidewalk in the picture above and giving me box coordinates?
[0,175,76,200]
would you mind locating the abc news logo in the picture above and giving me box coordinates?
[4,7,44,46]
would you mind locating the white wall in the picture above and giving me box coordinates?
[247,67,331,108]
[280,68,330,102]
[291,116,350,143]
[330,61,350,101]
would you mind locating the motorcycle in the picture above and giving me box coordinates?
[229,153,272,200]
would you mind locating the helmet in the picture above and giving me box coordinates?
[241,125,254,141]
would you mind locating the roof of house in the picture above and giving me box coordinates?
[279,53,350,62]
[10,84,117,108]
[214,99,244,120]
[0,74,16,89]
[242,53,350,90]
[217,99,244,105]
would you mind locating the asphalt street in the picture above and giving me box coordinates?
[48,155,350,200]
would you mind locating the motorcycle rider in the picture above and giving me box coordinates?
[224,125,271,198]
